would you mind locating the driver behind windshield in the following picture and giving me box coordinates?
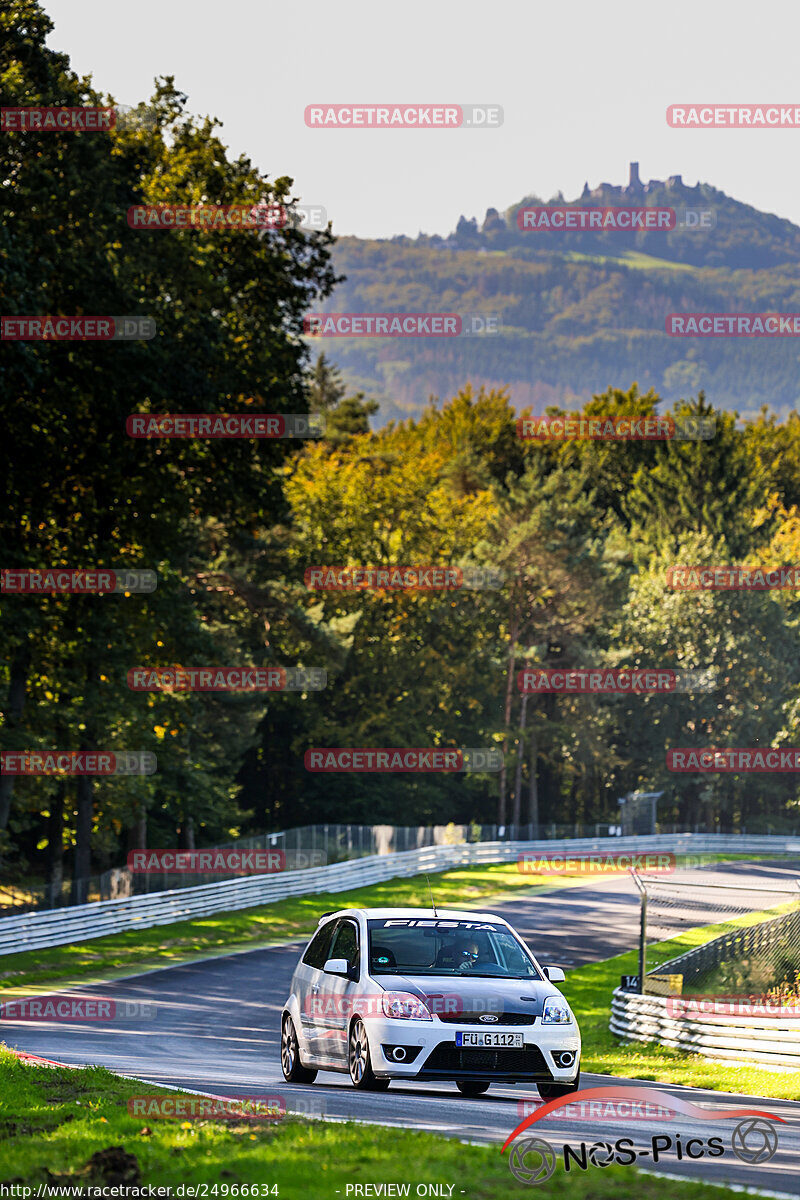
[436,937,481,971]
[456,939,480,971]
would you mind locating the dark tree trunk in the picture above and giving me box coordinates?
[45,781,65,908]
[70,640,100,906]
[128,810,148,894]
[71,771,94,905]
[0,642,31,833]
[178,816,196,850]
[528,725,539,837]
[512,693,528,830]
[498,600,520,829]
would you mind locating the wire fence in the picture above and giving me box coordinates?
[632,864,800,999]
[4,819,799,914]
[1,820,619,913]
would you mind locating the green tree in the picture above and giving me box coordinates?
[0,0,337,892]
[623,394,767,558]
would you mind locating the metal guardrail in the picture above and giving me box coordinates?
[610,990,800,1068]
[1,832,799,958]
[10,820,788,916]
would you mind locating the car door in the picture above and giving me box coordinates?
[295,918,338,1055]
[310,917,361,1066]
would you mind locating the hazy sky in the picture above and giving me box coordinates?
[43,0,800,239]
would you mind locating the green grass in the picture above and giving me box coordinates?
[566,902,800,1099]
[0,853,769,998]
[0,1048,769,1196]
[563,249,696,271]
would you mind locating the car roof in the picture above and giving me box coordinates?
[316,906,511,925]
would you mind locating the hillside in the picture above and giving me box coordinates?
[314,166,800,424]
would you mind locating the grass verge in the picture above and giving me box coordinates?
[0,1048,770,1196]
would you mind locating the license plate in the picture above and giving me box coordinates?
[455,1031,524,1048]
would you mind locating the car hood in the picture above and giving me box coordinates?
[380,973,562,1019]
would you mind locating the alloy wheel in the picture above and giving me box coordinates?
[349,1018,367,1082]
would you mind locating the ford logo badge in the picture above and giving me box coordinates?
[479,1014,499,1023]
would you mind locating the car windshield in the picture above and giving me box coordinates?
[367,918,542,978]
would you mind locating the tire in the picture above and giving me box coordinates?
[348,1017,390,1090]
[281,1014,318,1084]
[538,1068,580,1100]
[456,1080,490,1097]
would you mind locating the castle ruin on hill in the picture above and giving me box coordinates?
[581,163,686,199]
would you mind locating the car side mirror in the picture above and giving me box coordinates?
[543,966,565,982]
[323,957,353,978]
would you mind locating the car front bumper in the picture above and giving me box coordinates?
[367,1016,581,1082]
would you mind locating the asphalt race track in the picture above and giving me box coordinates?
[4,861,800,1194]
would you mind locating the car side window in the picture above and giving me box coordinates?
[328,919,359,978]
[302,920,337,969]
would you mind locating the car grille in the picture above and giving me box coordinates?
[437,1013,536,1025]
[422,1043,548,1074]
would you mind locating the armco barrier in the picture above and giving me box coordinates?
[610,988,800,1068]
[1,833,798,957]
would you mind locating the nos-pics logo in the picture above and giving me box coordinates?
[502,1086,783,1185]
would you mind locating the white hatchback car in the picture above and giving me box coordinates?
[280,906,580,1097]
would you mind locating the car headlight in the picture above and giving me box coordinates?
[541,997,572,1024]
[382,991,433,1020]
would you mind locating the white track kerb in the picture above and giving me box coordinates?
[0,834,797,957]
